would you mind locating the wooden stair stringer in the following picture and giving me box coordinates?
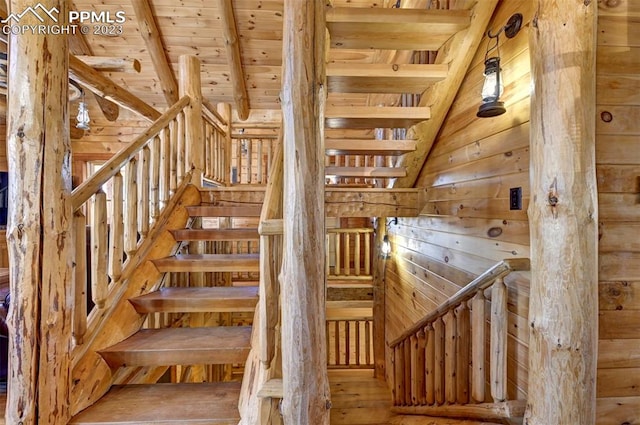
[69,181,202,416]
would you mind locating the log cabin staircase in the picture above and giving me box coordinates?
[62,2,505,424]
[70,195,263,424]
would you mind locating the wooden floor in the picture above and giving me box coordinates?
[329,369,393,425]
[0,372,392,424]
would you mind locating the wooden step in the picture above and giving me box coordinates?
[325,106,430,129]
[326,7,470,50]
[327,63,448,94]
[69,382,241,424]
[326,139,417,156]
[186,205,262,217]
[99,326,252,368]
[325,166,406,178]
[171,228,259,241]
[152,253,260,273]
[129,286,259,313]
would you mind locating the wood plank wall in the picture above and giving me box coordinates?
[385,1,640,421]
[385,0,534,401]
[595,2,640,423]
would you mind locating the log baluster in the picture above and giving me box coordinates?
[91,190,108,309]
[425,323,435,405]
[444,311,457,404]
[138,146,151,238]
[124,158,139,257]
[456,301,470,404]
[159,128,171,209]
[108,172,124,283]
[73,211,87,345]
[471,290,486,403]
[490,277,508,402]
[149,136,161,220]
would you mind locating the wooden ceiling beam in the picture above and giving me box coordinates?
[67,6,121,123]
[69,55,161,122]
[131,0,179,106]
[216,0,250,121]
[394,0,499,188]
[75,56,142,74]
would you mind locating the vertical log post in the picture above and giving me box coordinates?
[372,218,387,379]
[217,102,233,186]
[73,212,87,346]
[109,172,124,282]
[91,191,108,309]
[6,1,72,422]
[490,277,507,402]
[471,291,486,403]
[526,2,598,424]
[280,0,330,423]
[179,55,204,186]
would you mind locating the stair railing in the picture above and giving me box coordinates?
[388,258,530,421]
[202,100,231,185]
[70,95,192,347]
[326,227,373,279]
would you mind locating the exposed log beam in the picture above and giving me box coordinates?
[75,56,141,73]
[281,0,330,423]
[6,0,72,423]
[393,0,498,188]
[325,188,425,217]
[67,4,120,122]
[216,0,250,121]
[525,2,598,424]
[130,0,179,106]
[69,55,161,122]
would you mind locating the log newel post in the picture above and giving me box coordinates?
[179,55,204,187]
[525,2,598,424]
[372,217,387,379]
[6,1,73,423]
[280,0,330,423]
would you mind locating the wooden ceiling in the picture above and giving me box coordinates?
[65,0,447,125]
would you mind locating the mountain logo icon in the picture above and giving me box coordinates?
[2,4,60,24]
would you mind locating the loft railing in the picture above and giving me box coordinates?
[327,318,374,369]
[388,258,530,422]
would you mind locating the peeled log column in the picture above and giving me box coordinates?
[280,0,330,423]
[525,2,598,424]
[6,1,72,423]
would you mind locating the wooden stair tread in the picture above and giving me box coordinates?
[326,139,416,156]
[326,7,470,50]
[152,254,260,273]
[99,326,252,367]
[129,286,259,313]
[69,382,241,424]
[186,205,262,217]
[327,63,448,94]
[325,106,430,129]
[171,228,259,241]
[325,166,407,178]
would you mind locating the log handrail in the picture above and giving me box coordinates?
[389,258,530,348]
[71,95,191,210]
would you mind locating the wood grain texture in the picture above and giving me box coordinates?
[280,1,330,423]
[6,1,73,422]
[525,1,598,424]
